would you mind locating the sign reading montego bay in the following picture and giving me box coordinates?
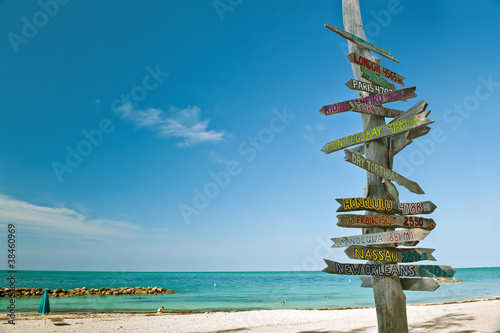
[336,198,437,215]
[324,24,399,63]
[337,214,436,231]
[349,101,403,118]
[320,87,416,116]
[323,259,455,278]
[344,149,424,194]
[346,78,393,94]
[344,245,436,263]
[330,228,429,248]
[321,111,433,153]
[347,53,405,86]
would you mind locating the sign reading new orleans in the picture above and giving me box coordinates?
[320,87,416,116]
[336,197,437,215]
[322,111,433,153]
[347,53,405,86]
[323,259,455,278]
[346,79,393,94]
[344,246,436,263]
[349,101,403,118]
[324,24,399,63]
[330,228,429,248]
[344,149,425,194]
[359,277,439,292]
[337,214,436,230]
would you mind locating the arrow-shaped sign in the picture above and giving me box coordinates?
[337,214,436,230]
[330,228,429,248]
[336,198,437,215]
[344,246,436,263]
[361,67,396,91]
[349,101,404,118]
[346,79,393,95]
[324,24,399,63]
[347,53,405,86]
[320,87,416,116]
[321,111,433,153]
[322,259,455,278]
[344,149,425,194]
[359,277,439,291]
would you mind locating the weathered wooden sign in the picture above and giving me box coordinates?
[349,101,404,118]
[330,228,429,248]
[336,198,437,215]
[383,179,399,201]
[323,259,455,278]
[347,53,405,86]
[324,24,399,63]
[361,67,397,91]
[359,277,439,291]
[321,111,433,153]
[392,125,432,155]
[346,79,393,94]
[344,246,436,263]
[344,149,425,194]
[320,87,416,116]
[337,214,436,230]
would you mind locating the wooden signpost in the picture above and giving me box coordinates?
[330,228,429,248]
[335,198,437,215]
[361,67,397,91]
[320,87,417,116]
[344,246,436,263]
[323,259,456,278]
[350,101,403,118]
[346,79,393,94]
[324,24,399,63]
[337,214,436,230]
[344,149,425,194]
[359,277,440,292]
[347,53,405,86]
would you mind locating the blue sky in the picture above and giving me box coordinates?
[0,0,499,271]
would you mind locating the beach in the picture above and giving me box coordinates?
[4,297,499,333]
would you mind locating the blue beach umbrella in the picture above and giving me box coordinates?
[38,289,51,325]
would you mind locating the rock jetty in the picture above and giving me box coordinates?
[1,287,177,297]
[434,277,463,283]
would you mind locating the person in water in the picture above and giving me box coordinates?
[157,306,164,313]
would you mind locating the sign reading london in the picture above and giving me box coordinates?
[347,53,405,86]
[324,24,399,63]
[336,198,437,215]
[330,228,429,248]
[337,214,436,230]
[344,246,436,263]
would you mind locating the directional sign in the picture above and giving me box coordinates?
[324,24,399,63]
[320,87,416,116]
[322,259,455,278]
[337,214,436,230]
[321,111,433,153]
[349,101,404,118]
[393,125,431,155]
[344,246,436,263]
[383,179,399,201]
[359,277,439,291]
[336,198,437,215]
[330,228,429,248]
[361,67,396,91]
[346,79,393,95]
[344,149,425,194]
[347,53,405,86]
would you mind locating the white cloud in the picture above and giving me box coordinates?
[115,104,225,146]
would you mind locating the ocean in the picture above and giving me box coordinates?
[1,268,499,314]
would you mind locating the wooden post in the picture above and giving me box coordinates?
[341,1,409,332]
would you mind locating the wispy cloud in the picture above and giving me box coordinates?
[115,104,225,146]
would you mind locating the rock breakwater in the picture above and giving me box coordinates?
[1,287,177,297]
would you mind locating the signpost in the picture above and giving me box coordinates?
[330,228,429,248]
[361,67,397,91]
[344,149,425,194]
[323,259,456,278]
[359,277,440,292]
[346,79,393,94]
[336,198,437,215]
[347,53,405,86]
[349,101,403,118]
[344,245,436,263]
[337,214,436,230]
[324,24,399,63]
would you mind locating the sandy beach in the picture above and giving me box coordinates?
[3,297,499,333]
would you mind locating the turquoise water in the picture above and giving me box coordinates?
[1,268,499,314]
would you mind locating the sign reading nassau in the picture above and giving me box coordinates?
[344,246,436,263]
[324,24,399,63]
[323,259,456,278]
[344,149,425,194]
[347,53,405,86]
[330,228,429,248]
[337,214,436,230]
[336,198,437,215]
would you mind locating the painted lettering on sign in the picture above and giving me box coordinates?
[345,246,436,263]
[337,197,393,213]
[350,101,403,118]
[336,214,436,230]
[399,202,434,214]
[331,228,429,248]
[362,67,396,91]
[347,53,405,86]
[346,79,393,94]
[354,247,398,262]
